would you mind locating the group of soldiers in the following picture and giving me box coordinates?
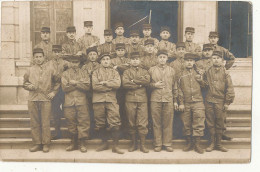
[23,20,235,154]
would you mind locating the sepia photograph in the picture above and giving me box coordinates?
[0,0,253,165]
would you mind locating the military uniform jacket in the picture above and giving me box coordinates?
[125,43,145,58]
[140,36,159,47]
[23,61,60,101]
[185,41,202,56]
[212,44,236,70]
[111,56,131,75]
[82,61,100,75]
[49,58,68,78]
[140,52,158,70]
[204,66,235,105]
[158,40,176,58]
[178,68,205,105]
[122,66,150,102]
[78,34,100,54]
[195,56,213,74]
[169,58,185,81]
[97,42,116,56]
[34,41,53,61]
[149,65,177,103]
[61,68,90,107]
[112,36,129,44]
[62,39,81,55]
[92,66,121,103]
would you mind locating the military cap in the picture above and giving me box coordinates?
[176,42,186,49]
[115,43,126,50]
[84,21,93,27]
[33,48,44,55]
[41,27,50,33]
[203,43,213,51]
[63,55,82,62]
[185,27,195,33]
[98,52,111,62]
[184,53,200,61]
[66,26,76,32]
[86,46,98,55]
[130,52,140,59]
[142,23,152,29]
[52,45,62,52]
[144,39,154,46]
[160,26,171,33]
[130,30,139,36]
[209,31,219,37]
[104,29,113,36]
[114,22,124,29]
[157,49,168,56]
[212,51,223,58]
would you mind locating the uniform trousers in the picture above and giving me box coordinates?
[125,102,148,135]
[93,102,121,131]
[64,105,90,139]
[181,101,205,136]
[151,101,174,147]
[28,101,51,145]
[205,101,226,135]
[51,88,64,133]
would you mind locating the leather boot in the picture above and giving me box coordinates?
[66,134,78,151]
[216,133,228,152]
[128,134,137,152]
[194,136,204,154]
[79,138,88,153]
[29,144,42,152]
[183,136,193,152]
[111,130,124,154]
[96,128,109,152]
[139,134,149,153]
[206,134,215,152]
[43,144,50,153]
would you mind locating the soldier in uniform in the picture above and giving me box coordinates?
[141,39,158,70]
[23,48,60,153]
[158,26,176,59]
[196,43,214,74]
[61,55,91,153]
[78,21,100,56]
[184,27,202,56]
[92,53,124,154]
[204,51,235,152]
[49,45,68,140]
[149,49,178,152]
[111,43,131,74]
[112,22,129,44]
[122,52,151,153]
[169,42,186,81]
[34,27,53,61]
[97,29,116,57]
[62,26,82,56]
[178,53,206,154]
[208,31,236,70]
[125,30,145,58]
[140,23,159,47]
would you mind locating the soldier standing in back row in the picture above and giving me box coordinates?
[112,22,129,44]
[97,29,116,57]
[141,39,158,70]
[62,26,82,56]
[125,30,145,58]
[34,27,53,61]
[78,21,100,56]
[140,23,159,48]
[184,27,202,56]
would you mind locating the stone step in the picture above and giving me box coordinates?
[226,117,251,127]
[225,127,251,138]
[0,138,251,149]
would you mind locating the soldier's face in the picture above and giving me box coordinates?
[41,32,50,41]
[185,59,195,69]
[70,61,80,69]
[143,29,152,37]
[116,48,126,57]
[145,44,155,54]
[104,35,113,42]
[160,31,171,40]
[34,53,45,65]
[67,32,76,40]
[101,56,111,67]
[84,26,93,34]
[209,36,219,45]
[212,55,223,66]
[53,50,61,59]
[185,32,194,42]
[157,54,168,65]
[203,49,213,58]
[115,27,124,36]
[88,51,98,62]
[176,47,186,57]
[131,58,140,67]
[130,35,140,44]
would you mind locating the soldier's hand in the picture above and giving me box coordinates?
[174,103,179,110]
[195,74,203,81]
[28,85,36,90]
[113,66,118,70]
[154,81,165,89]
[76,51,83,56]
[179,105,185,112]
[223,104,229,111]
[47,92,55,100]
[70,80,77,85]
